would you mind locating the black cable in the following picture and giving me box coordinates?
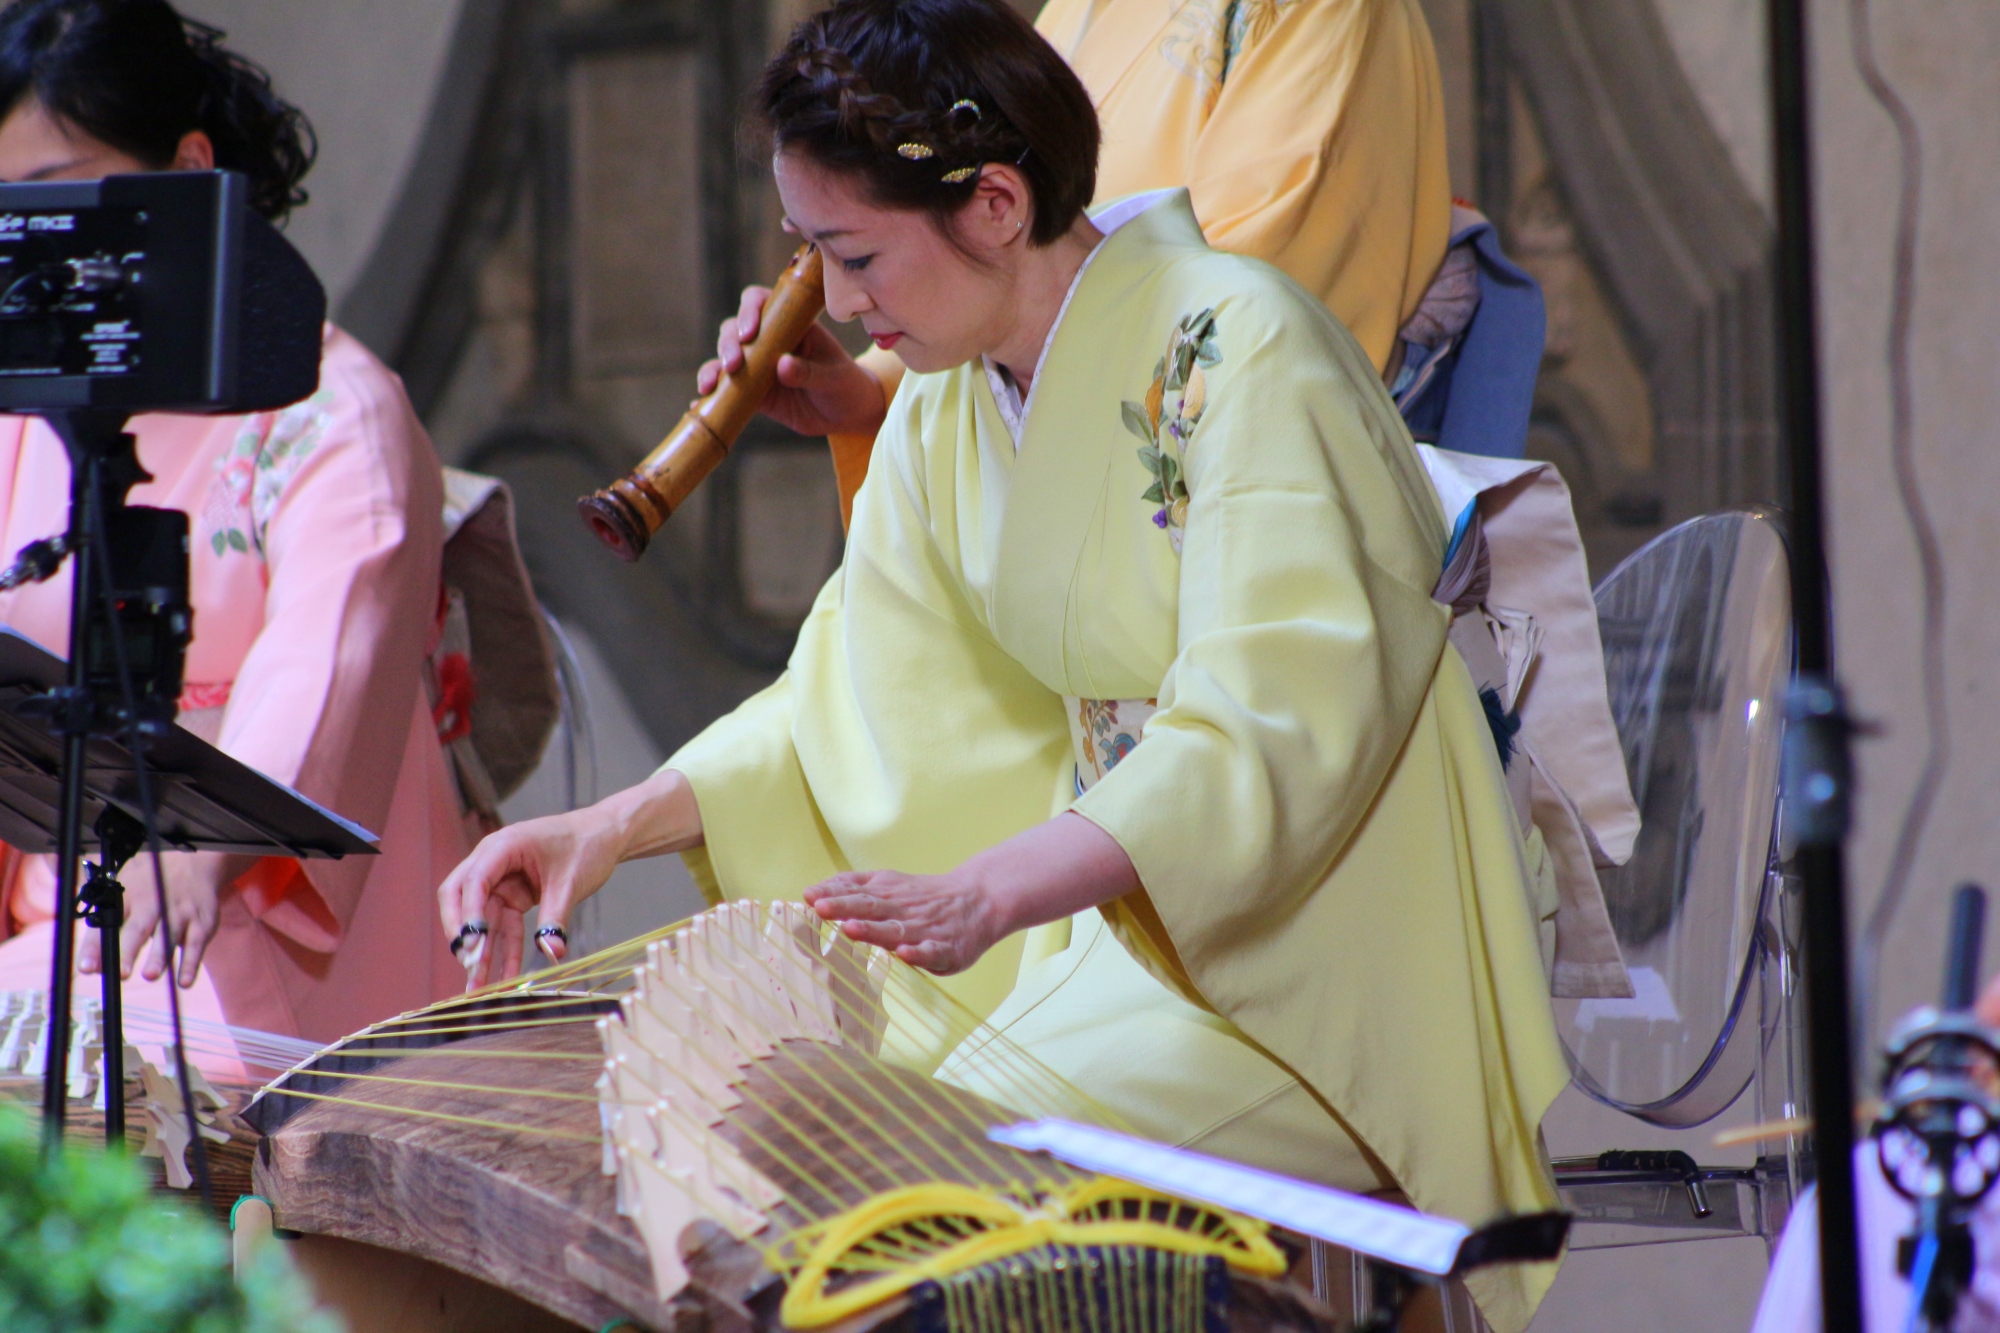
[1846,0,1943,1056]
[81,471,213,1213]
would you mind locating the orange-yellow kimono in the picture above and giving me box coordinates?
[1039,0,1452,369]
[827,0,1454,514]
[0,328,468,1068]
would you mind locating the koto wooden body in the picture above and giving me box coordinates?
[252,1021,669,1330]
[250,1012,1064,1331]
[248,902,1342,1333]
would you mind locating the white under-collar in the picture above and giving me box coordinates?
[984,189,1177,448]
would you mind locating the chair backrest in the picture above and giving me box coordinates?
[1556,509,1792,1127]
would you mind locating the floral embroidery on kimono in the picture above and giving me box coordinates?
[1124,308,1221,554]
[1066,696,1160,791]
[202,390,334,558]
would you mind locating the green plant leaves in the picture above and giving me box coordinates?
[0,1108,339,1333]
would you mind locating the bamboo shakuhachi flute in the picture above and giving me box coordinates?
[577,243,827,561]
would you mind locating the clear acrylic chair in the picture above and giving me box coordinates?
[1309,511,1796,1328]
[1549,508,1805,1255]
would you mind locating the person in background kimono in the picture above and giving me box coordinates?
[441,1,1565,1327]
[0,0,467,1062]
[811,0,1454,521]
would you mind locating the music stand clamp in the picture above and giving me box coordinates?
[0,409,376,1154]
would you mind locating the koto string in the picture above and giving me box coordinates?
[618,911,1043,1217]
[287,907,1100,1134]
[252,902,1131,1267]
[252,892,1120,1256]
[683,912,1048,1193]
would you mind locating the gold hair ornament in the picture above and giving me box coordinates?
[897,142,935,160]
[941,165,977,184]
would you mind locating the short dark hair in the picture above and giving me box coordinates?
[0,0,316,221]
[756,0,1099,247]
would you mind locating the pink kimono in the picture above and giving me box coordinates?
[0,326,468,1067]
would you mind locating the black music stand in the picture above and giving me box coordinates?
[0,627,376,1146]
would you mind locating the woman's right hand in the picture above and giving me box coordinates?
[436,769,706,988]
[437,808,623,988]
[699,285,888,439]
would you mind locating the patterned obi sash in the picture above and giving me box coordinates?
[1064,697,1158,793]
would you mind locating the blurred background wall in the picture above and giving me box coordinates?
[171,1,2000,1326]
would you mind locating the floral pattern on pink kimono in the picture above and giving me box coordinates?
[0,325,468,1073]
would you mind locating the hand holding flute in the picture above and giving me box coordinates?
[701,274,886,440]
[577,244,886,560]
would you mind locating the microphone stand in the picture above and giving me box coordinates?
[1875,885,2000,1332]
[1767,0,1866,1323]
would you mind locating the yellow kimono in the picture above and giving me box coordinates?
[671,192,1565,1331]
[829,0,1454,517]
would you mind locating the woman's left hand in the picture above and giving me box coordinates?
[803,814,1143,976]
[77,851,251,988]
[802,870,1005,975]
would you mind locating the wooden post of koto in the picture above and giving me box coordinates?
[577,244,827,561]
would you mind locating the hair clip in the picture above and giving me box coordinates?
[941,165,977,184]
[897,142,935,160]
[948,98,981,118]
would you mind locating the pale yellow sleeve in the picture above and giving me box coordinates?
[1185,0,1453,371]
[1071,292,1450,992]
[666,672,846,906]
[671,378,1072,1023]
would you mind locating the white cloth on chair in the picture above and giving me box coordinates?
[1419,445,1638,999]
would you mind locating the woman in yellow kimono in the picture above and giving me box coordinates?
[440,1,1564,1326]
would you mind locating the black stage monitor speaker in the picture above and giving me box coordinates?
[0,170,324,415]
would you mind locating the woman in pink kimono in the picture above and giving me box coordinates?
[0,0,466,1062]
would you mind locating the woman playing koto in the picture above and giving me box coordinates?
[441,1,1566,1326]
[0,0,468,1062]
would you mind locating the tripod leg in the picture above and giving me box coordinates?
[87,810,143,1150]
[99,907,122,1146]
[40,443,103,1150]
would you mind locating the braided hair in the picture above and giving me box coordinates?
[757,0,1099,247]
[0,0,316,221]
